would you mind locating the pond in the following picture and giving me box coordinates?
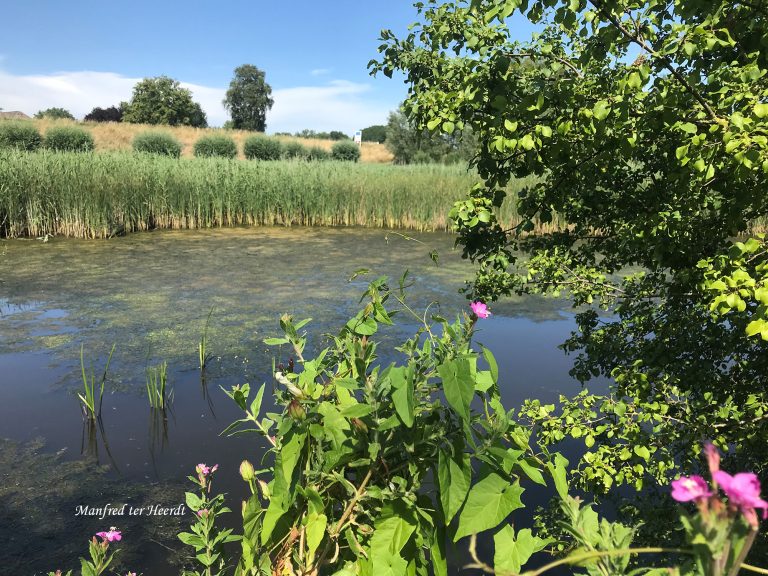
[0,227,590,575]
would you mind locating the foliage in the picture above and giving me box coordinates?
[305,145,330,161]
[385,109,476,164]
[370,0,768,499]
[243,135,282,161]
[217,275,562,574]
[0,121,42,151]
[361,124,387,143]
[331,140,361,162]
[179,464,239,575]
[193,135,238,159]
[122,76,207,128]
[45,126,95,152]
[84,106,123,123]
[223,64,274,132]
[34,107,75,120]
[281,141,307,160]
[132,132,182,158]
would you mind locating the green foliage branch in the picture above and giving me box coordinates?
[369,0,768,498]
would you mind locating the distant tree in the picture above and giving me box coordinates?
[84,106,123,123]
[328,130,349,140]
[223,64,274,132]
[122,76,207,127]
[361,124,387,143]
[34,107,75,120]
[294,129,348,140]
[385,109,475,164]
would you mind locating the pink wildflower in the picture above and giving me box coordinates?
[197,509,209,518]
[470,301,491,319]
[95,528,122,542]
[671,475,712,502]
[713,471,768,526]
[196,463,218,476]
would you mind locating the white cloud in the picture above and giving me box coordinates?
[0,68,391,134]
[268,80,390,134]
[310,68,331,76]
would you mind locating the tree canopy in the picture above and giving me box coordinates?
[371,0,768,499]
[34,107,75,120]
[122,76,207,127]
[223,64,274,132]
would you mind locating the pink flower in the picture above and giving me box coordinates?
[197,509,209,518]
[95,528,122,542]
[671,475,712,502]
[196,463,218,476]
[470,301,491,319]
[713,471,768,526]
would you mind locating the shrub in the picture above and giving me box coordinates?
[132,132,182,158]
[306,146,330,161]
[34,107,75,120]
[0,122,42,151]
[193,135,238,159]
[331,140,361,162]
[282,141,307,160]
[243,135,282,160]
[44,126,95,152]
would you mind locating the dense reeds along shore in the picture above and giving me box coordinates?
[0,150,556,239]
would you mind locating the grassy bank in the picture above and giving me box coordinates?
[24,118,394,163]
[0,149,554,238]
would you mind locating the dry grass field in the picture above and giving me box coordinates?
[26,118,394,163]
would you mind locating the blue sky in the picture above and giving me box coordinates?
[0,1,538,134]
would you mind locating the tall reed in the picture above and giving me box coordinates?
[0,150,554,238]
[199,306,214,373]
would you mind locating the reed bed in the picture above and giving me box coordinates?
[0,149,555,239]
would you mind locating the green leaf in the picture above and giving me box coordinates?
[755,103,768,118]
[438,449,472,525]
[592,100,611,120]
[370,503,417,576]
[494,525,550,573]
[305,512,327,560]
[438,358,476,421]
[454,473,524,541]
[547,452,569,500]
[390,366,415,427]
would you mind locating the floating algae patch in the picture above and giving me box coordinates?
[0,438,187,575]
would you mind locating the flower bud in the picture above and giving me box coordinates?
[288,399,306,421]
[351,417,368,433]
[239,459,255,482]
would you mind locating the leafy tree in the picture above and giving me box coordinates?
[361,124,387,143]
[223,64,274,132]
[371,0,768,502]
[34,107,75,120]
[122,76,207,128]
[84,106,122,123]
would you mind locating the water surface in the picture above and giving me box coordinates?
[0,227,586,574]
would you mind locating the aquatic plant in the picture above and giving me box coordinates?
[77,344,115,420]
[198,307,214,374]
[145,360,171,409]
[48,528,124,576]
